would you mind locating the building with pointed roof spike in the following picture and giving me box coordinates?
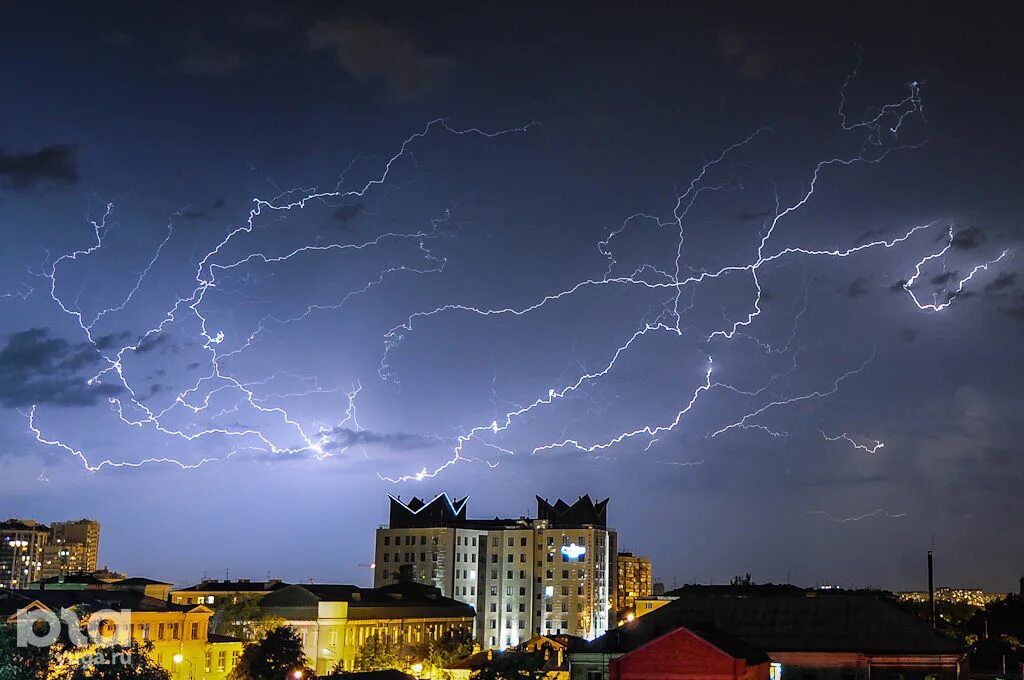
[374,493,619,649]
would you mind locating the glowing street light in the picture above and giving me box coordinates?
[292,671,303,680]
[411,662,424,678]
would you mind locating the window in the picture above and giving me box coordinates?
[520,553,526,562]
[456,553,461,562]
[518,619,525,629]
[232,651,241,667]
[547,554,553,563]
[507,570,513,579]
[457,536,462,546]
[489,619,496,629]
[507,554,513,563]
[562,570,569,578]
[472,553,477,563]
[547,537,554,546]
[546,570,553,579]
[519,587,526,596]
[432,553,437,562]
[190,622,199,639]
[472,537,477,546]
[491,554,498,564]
[383,553,390,563]
[490,603,497,612]
[492,537,499,547]
[490,586,497,596]
[561,602,568,612]
[519,570,526,579]
[205,651,212,673]
[546,603,552,612]
[491,570,498,579]
[519,603,526,612]
[394,552,399,562]
[471,586,476,595]
[506,603,512,612]
[421,535,426,545]
[384,536,390,546]
[420,552,426,561]
[218,651,226,672]
[506,586,512,596]
[561,586,568,596]
[520,537,527,546]
[561,619,568,629]
[157,623,164,640]
[432,536,439,545]
[508,537,514,547]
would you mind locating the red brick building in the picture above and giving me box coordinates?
[609,625,771,680]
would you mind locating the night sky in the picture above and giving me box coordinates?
[1,3,1022,592]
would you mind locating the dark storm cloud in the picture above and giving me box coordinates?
[931,271,959,286]
[307,17,453,101]
[0,144,78,190]
[854,228,889,246]
[324,426,436,451]
[135,334,170,354]
[845,277,870,298]
[181,198,227,221]
[951,226,987,250]
[176,34,244,77]
[889,279,908,292]
[329,201,364,230]
[734,209,772,222]
[1005,294,1024,320]
[0,328,122,408]
[899,328,920,343]
[985,271,1016,294]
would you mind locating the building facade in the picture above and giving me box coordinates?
[259,581,476,675]
[170,578,291,606]
[614,553,652,623]
[40,519,101,580]
[570,587,966,680]
[373,494,617,648]
[1,586,243,680]
[0,519,50,588]
[1,517,101,587]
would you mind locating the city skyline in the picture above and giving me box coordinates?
[1,3,1022,594]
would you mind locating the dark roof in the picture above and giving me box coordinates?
[0,587,192,617]
[688,626,771,665]
[207,633,244,644]
[173,579,289,593]
[1,520,49,532]
[537,495,608,528]
[587,590,963,656]
[260,581,476,621]
[32,574,110,587]
[117,577,171,586]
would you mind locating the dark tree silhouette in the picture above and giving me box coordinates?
[228,626,310,680]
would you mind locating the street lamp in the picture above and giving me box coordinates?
[292,671,303,680]
[172,654,194,680]
[411,662,424,678]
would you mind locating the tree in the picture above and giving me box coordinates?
[354,634,403,672]
[228,626,310,680]
[0,619,75,680]
[211,596,285,641]
[66,640,170,680]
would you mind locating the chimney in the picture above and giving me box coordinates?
[927,551,935,629]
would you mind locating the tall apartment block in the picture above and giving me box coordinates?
[614,551,653,622]
[373,493,617,649]
[41,519,101,580]
[1,518,101,587]
[0,520,50,588]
